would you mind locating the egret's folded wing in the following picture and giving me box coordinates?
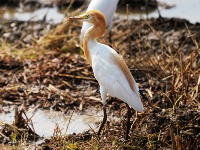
[92,47,143,112]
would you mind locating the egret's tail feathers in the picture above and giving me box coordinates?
[126,94,144,112]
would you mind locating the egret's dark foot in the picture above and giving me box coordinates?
[124,104,131,141]
[97,105,107,135]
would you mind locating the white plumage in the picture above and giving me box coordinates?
[89,40,144,112]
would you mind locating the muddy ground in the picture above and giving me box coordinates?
[0,1,200,150]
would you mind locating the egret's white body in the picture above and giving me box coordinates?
[68,10,144,139]
[88,41,143,111]
[80,0,119,43]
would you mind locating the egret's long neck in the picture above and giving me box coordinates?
[83,20,106,65]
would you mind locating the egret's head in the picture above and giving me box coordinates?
[68,10,106,25]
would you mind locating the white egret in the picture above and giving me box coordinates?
[68,10,144,140]
[80,0,119,44]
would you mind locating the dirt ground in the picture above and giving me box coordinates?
[0,1,200,150]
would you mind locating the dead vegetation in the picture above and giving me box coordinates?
[0,106,39,147]
[0,6,199,150]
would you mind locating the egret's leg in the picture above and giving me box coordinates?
[97,85,107,135]
[125,104,131,140]
[97,105,107,135]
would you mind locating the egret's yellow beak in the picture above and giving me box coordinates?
[68,14,89,21]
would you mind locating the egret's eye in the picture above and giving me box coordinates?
[86,15,90,18]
